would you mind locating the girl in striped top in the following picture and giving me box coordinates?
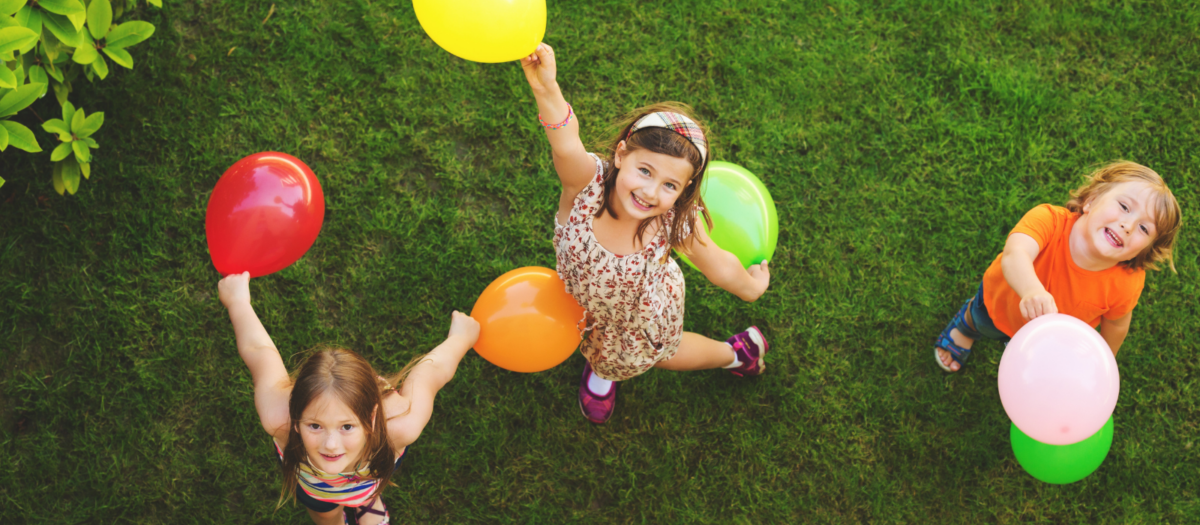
[218,271,479,525]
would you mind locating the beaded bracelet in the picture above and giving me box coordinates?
[538,103,573,130]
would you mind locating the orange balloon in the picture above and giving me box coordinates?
[470,267,585,373]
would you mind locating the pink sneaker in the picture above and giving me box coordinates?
[727,326,768,377]
[578,361,616,424]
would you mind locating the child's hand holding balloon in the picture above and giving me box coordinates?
[447,311,481,348]
[746,261,771,302]
[218,271,252,310]
[520,43,558,95]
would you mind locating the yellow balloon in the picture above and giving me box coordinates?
[413,0,546,63]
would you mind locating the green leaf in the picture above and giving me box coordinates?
[66,10,84,31]
[0,174,5,189]
[0,119,41,151]
[79,160,89,178]
[0,26,37,54]
[83,136,95,148]
[70,104,84,131]
[41,11,81,47]
[51,139,72,160]
[100,45,130,68]
[0,121,8,150]
[90,52,106,78]
[61,99,75,122]
[0,81,43,117]
[42,117,68,135]
[0,63,15,88]
[0,0,25,16]
[61,156,80,193]
[51,79,69,105]
[52,162,65,194]
[36,0,84,16]
[44,59,64,82]
[27,64,46,85]
[0,13,17,27]
[147,0,160,7]
[72,33,97,64]
[10,60,21,83]
[71,137,88,162]
[104,20,152,48]
[86,0,110,40]
[75,110,101,137]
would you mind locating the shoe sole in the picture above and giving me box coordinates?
[934,346,955,372]
[578,396,609,424]
[744,326,768,375]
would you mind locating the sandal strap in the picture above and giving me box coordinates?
[951,298,983,340]
[936,330,971,366]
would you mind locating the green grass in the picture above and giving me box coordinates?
[2,0,1199,522]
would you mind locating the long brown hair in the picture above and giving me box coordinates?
[1065,161,1182,272]
[277,347,427,508]
[594,102,714,259]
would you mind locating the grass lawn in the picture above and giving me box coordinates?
[2,0,1198,522]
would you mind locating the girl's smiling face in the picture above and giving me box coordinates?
[298,391,373,474]
[1079,181,1159,264]
[612,142,695,220]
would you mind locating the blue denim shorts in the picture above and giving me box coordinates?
[964,284,1011,343]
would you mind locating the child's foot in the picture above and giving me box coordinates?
[578,361,616,424]
[935,299,977,372]
[726,326,768,377]
[935,329,974,372]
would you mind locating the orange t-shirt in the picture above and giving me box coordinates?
[982,204,1144,336]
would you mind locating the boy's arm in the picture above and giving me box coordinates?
[218,272,292,439]
[520,43,594,195]
[386,311,480,449]
[1000,233,1057,320]
[1099,311,1132,356]
[679,216,770,302]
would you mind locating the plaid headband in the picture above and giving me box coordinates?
[626,112,708,163]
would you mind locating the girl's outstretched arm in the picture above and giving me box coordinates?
[386,311,480,449]
[680,217,770,302]
[218,272,291,440]
[1000,233,1058,320]
[520,42,595,199]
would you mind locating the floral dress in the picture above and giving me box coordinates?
[553,153,688,381]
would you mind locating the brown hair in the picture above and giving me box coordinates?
[594,102,714,259]
[1065,161,1182,272]
[277,347,427,508]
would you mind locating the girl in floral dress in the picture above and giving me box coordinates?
[520,43,773,423]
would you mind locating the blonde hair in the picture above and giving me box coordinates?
[1065,161,1182,272]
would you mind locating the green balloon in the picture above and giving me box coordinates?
[676,161,778,269]
[1011,416,1114,484]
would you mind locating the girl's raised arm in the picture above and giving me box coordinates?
[679,216,771,302]
[218,272,292,440]
[386,311,480,449]
[520,43,595,197]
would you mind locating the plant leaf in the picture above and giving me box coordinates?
[91,53,107,78]
[0,26,37,54]
[104,20,153,48]
[27,64,46,85]
[72,33,98,64]
[51,79,69,105]
[0,63,15,89]
[44,59,64,82]
[71,138,88,162]
[0,174,5,188]
[41,11,81,47]
[79,160,89,178]
[61,99,75,122]
[0,119,41,152]
[0,122,8,150]
[51,139,72,161]
[70,105,84,131]
[83,136,96,148]
[0,13,17,27]
[75,110,102,137]
[67,10,85,31]
[37,0,85,16]
[147,0,160,7]
[61,156,80,193]
[101,45,131,68]
[43,117,69,135]
[10,60,22,83]
[0,81,44,117]
[87,0,110,40]
[52,162,65,194]
[0,0,26,17]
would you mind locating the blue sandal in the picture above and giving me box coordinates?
[934,297,981,372]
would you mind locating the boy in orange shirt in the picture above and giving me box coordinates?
[936,161,1182,372]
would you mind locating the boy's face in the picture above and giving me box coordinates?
[298,391,372,474]
[1081,181,1159,263]
[612,143,694,221]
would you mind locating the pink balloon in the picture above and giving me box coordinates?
[998,314,1120,445]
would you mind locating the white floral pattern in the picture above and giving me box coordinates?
[553,154,686,381]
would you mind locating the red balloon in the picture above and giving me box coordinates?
[205,152,325,277]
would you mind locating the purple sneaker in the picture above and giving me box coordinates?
[727,326,769,377]
[578,361,616,424]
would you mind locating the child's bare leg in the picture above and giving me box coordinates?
[937,306,978,372]
[307,505,344,525]
[655,332,738,371]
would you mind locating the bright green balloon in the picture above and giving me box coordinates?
[1011,416,1114,484]
[676,161,778,269]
